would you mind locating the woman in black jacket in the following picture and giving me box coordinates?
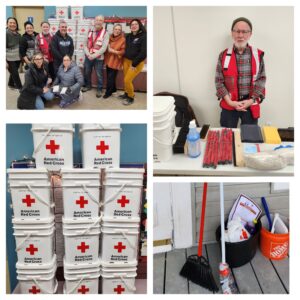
[118,19,147,105]
[17,52,54,109]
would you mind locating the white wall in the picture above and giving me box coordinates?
[154,6,294,127]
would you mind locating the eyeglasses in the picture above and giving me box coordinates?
[34,58,43,61]
[232,30,251,35]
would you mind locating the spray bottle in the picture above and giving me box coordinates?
[187,120,201,158]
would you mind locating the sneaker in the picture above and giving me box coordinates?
[122,97,134,106]
[118,93,128,99]
[79,91,83,101]
[96,90,102,98]
[81,86,92,92]
[103,94,111,99]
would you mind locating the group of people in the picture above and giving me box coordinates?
[6,15,147,109]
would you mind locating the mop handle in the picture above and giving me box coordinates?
[198,182,208,257]
[220,182,226,264]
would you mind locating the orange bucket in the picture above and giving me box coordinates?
[260,215,289,260]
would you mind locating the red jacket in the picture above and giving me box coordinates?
[36,33,53,62]
[87,28,106,58]
[220,45,265,110]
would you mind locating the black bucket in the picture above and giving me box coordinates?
[215,219,261,268]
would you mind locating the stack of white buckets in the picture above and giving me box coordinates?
[153,96,176,162]
[8,124,144,294]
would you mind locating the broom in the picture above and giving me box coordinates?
[180,182,219,292]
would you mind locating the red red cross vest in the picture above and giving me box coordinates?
[220,45,265,111]
[87,28,106,58]
[37,33,53,62]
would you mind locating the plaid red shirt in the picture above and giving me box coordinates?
[215,45,266,101]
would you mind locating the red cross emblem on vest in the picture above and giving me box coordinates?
[26,244,38,255]
[114,284,125,294]
[46,140,60,154]
[78,285,89,294]
[59,10,64,15]
[29,286,41,294]
[77,242,89,253]
[22,194,35,207]
[117,195,130,208]
[114,242,126,253]
[76,196,88,208]
[96,140,109,154]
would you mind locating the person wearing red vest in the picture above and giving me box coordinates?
[215,17,266,128]
[82,15,109,98]
[35,21,54,80]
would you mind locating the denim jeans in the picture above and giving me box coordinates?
[84,58,104,91]
[35,90,55,109]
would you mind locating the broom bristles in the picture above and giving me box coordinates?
[180,255,219,292]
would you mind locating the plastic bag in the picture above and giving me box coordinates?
[224,217,250,243]
[244,151,287,170]
[275,148,294,166]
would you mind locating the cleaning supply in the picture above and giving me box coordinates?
[186,120,201,158]
[262,126,281,144]
[219,183,238,294]
[245,219,257,236]
[271,213,289,234]
[261,197,272,231]
[225,217,250,243]
[180,183,218,292]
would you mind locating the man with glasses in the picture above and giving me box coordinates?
[215,17,266,128]
[50,20,74,77]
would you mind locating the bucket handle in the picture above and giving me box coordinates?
[120,231,137,250]
[32,278,58,294]
[120,275,136,292]
[16,233,32,251]
[81,184,100,207]
[153,136,173,147]
[65,276,88,294]
[26,184,55,208]
[32,127,53,158]
[78,219,100,235]
[104,183,128,205]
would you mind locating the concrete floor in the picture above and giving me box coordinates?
[6,72,147,110]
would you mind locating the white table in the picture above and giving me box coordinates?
[154,128,294,176]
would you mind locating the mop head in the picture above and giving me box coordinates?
[219,263,238,294]
[180,254,219,292]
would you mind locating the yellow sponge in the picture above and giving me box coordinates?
[262,126,282,144]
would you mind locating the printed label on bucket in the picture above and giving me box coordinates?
[270,241,289,259]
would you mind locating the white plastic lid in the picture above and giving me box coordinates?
[189,120,196,129]
[100,259,138,268]
[7,168,49,175]
[101,272,137,279]
[61,169,101,175]
[31,124,75,132]
[13,227,55,236]
[12,216,55,225]
[79,123,121,131]
[64,271,100,280]
[105,168,145,174]
[102,217,140,225]
[153,96,175,117]
[62,216,101,225]
[63,257,101,270]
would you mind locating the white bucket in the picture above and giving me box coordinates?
[71,7,83,20]
[101,270,137,294]
[56,6,68,19]
[8,169,53,220]
[64,257,101,274]
[79,124,121,169]
[153,96,175,119]
[61,169,101,219]
[64,270,100,294]
[14,227,55,265]
[77,22,92,37]
[13,217,55,230]
[76,36,86,51]
[101,222,139,265]
[17,260,58,294]
[17,254,57,273]
[154,109,176,129]
[102,182,143,221]
[63,217,100,265]
[31,124,75,171]
[48,19,59,35]
[66,24,76,37]
[75,50,85,67]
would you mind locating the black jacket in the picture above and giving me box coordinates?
[17,63,49,109]
[124,30,147,67]
[19,32,38,59]
[50,31,74,64]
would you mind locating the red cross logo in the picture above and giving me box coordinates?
[26,244,38,255]
[29,286,41,294]
[117,195,130,208]
[75,10,80,15]
[52,26,56,31]
[76,196,88,208]
[114,242,126,253]
[58,10,64,15]
[22,194,35,207]
[79,58,83,62]
[78,285,89,294]
[81,28,86,32]
[114,285,125,294]
[68,28,72,32]
[77,242,90,253]
[46,140,60,154]
[96,140,109,154]
[80,43,84,48]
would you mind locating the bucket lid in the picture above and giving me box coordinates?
[64,271,100,280]
[17,270,56,281]
[64,257,101,270]
[31,124,75,132]
[101,271,137,279]
[12,216,55,225]
[16,254,57,270]
[102,217,140,225]
[153,96,175,116]
[62,216,101,225]
[13,222,55,230]
[14,226,55,236]
[101,266,137,273]
[61,169,101,176]
[105,168,145,175]
[101,259,138,268]
[79,123,121,132]
[103,181,143,188]
[7,168,49,175]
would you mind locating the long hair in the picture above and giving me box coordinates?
[129,19,146,33]
[32,52,48,76]
[6,17,19,31]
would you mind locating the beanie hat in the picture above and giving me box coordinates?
[231,17,252,31]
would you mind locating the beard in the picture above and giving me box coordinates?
[234,40,248,49]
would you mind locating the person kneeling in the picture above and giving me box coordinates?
[17,52,54,110]
[53,55,84,108]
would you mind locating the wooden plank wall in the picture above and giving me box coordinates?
[192,183,289,244]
